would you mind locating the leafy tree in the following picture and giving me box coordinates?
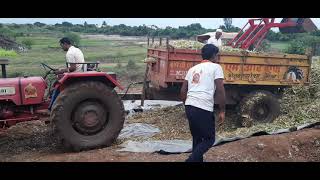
[223,18,232,30]
[102,21,107,27]
[21,39,34,49]
[34,22,46,27]
[62,21,73,27]
[64,32,81,47]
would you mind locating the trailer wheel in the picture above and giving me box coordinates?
[50,81,125,151]
[239,90,280,127]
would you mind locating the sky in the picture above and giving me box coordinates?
[1,18,320,30]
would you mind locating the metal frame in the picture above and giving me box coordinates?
[66,62,100,72]
[229,18,298,50]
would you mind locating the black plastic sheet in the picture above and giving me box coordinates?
[119,123,160,139]
[118,121,320,154]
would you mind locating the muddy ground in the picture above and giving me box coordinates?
[0,124,319,162]
[0,114,319,162]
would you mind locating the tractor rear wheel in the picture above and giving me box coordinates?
[239,90,280,127]
[50,81,125,151]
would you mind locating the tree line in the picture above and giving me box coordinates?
[2,20,320,54]
[2,20,319,41]
[0,20,242,40]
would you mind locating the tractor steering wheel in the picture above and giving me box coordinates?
[41,63,57,79]
[41,63,56,71]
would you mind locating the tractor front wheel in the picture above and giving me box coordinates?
[50,81,125,151]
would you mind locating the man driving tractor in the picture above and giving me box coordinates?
[54,37,85,74]
[48,37,86,110]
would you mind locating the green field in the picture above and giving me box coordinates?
[1,32,292,86]
[1,33,147,84]
[269,41,289,52]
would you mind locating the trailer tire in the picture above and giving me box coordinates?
[239,90,280,127]
[50,81,125,151]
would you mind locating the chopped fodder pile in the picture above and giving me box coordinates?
[150,40,256,52]
[125,106,191,141]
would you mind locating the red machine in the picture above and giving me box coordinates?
[228,18,318,50]
[0,59,125,151]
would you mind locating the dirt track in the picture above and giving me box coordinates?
[0,120,319,162]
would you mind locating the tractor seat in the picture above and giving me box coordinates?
[68,62,100,72]
[85,63,97,71]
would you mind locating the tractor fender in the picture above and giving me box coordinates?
[56,72,124,90]
[48,72,123,110]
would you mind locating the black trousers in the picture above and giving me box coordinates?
[185,105,215,162]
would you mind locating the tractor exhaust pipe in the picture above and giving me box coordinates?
[0,59,9,78]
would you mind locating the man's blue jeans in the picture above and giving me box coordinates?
[185,105,215,162]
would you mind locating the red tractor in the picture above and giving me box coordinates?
[0,59,125,151]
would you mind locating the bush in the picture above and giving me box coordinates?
[126,59,137,70]
[0,49,18,57]
[0,27,16,40]
[285,35,320,55]
[299,36,320,47]
[46,26,55,31]
[21,39,34,49]
[256,40,271,52]
[14,32,24,37]
[311,30,320,36]
[116,61,122,69]
[64,32,81,46]
[278,34,290,41]
[266,31,290,42]
[285,40,306,55]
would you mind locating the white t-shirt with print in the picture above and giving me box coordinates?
[66,46,85,72]
[184,61,224,112]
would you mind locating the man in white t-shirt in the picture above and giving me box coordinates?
[180,44,226,162]
[207,29,223,48]
[55,37,85,74]
[48,37,86,111]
